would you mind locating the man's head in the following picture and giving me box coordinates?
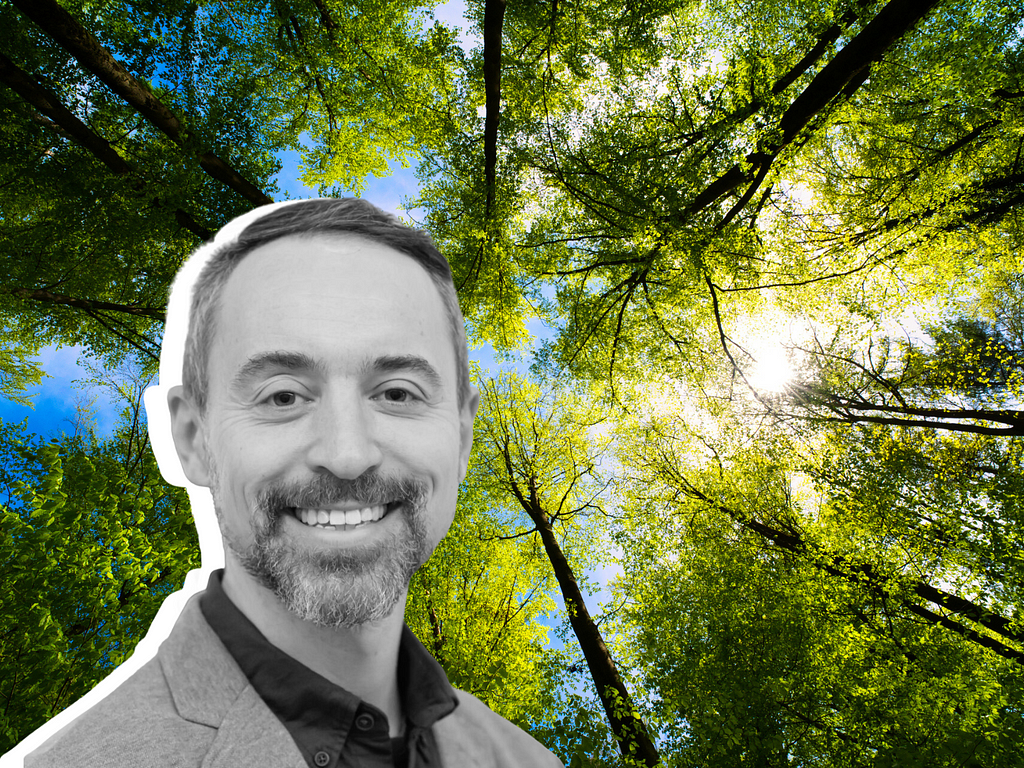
[181,198,471,414]
[167,199,479,629]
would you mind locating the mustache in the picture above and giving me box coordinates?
[254,471,428,514]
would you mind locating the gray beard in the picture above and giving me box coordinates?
[211,470,430,628]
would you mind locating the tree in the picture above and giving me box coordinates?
[472,372,660,767]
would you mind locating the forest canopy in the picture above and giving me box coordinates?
[1,0,1023,765]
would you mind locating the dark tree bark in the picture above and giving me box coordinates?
[684,0,942,223]
[482,0,506,218]
[8,289,166,321]
[510,473,661,767]
[790,385,1024,436]
[0,51,130,175]
[309,0,338,32]
[776,0,938,144]
[770,0,874,95]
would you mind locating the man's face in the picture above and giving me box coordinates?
[182,233,476,627]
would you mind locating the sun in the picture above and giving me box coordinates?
[748,344,795,393]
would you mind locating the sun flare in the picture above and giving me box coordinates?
[748,345,796,393]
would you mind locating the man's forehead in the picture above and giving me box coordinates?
[236,230,411,265]
[218,232,437,302]
[207,232,456,384]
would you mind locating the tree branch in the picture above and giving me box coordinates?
[10,288,165,321]
[10,0,273,207]
[683,0,941,221]
[0,51,213,240]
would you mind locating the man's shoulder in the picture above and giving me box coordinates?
[24,655,216,768]
[436,688,564,768]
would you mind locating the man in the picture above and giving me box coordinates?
[20,199,563,768]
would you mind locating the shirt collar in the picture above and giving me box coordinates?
[199,569,457,740]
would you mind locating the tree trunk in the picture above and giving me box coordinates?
[0,52,212,240]
[10,289,165,321]
[482,0,506,218]
[528,490,661,766]
[685,0,942,220]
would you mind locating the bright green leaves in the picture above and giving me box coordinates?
[285,0,463,194]
[301,124,407,195]
[472,372,611,544]
[0,348,46,407]
[0,419,198,752]
[611,405,1024,767]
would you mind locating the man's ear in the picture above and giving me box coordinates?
[457,384,480,483]
[167,385,213,487]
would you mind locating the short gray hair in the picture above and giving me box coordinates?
[181,198,470,412]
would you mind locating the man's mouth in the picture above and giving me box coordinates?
[291,503,391,531]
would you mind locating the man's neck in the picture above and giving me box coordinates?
[220,563,407,737]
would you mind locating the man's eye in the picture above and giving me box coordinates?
[382,388,414,403]
[268,391,298,407]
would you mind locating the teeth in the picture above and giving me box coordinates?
[293,505,388,528]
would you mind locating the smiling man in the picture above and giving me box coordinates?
[21,199,563,768]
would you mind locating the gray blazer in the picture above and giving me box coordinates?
[25,593,564,768]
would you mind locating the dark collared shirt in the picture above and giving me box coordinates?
[200,570,458,768]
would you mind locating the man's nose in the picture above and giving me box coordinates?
[305,392,384,479]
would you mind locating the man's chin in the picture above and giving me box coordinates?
[230,518,425,629]
[269,557,410,628]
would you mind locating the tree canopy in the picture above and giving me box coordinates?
[2,0,1023,765]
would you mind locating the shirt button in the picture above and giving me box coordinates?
[355,712,375,731]
[313,751,330,767]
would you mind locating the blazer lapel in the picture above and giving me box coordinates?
[158,593,307,768]
[201,685,308,768]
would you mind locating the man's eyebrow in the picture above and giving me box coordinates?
[369,355,444,390]
[231,351,324,388]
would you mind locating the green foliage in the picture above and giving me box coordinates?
[0,348,45,407]
[612,406,1024,767]
[0,418,198,752]
[4,0,1024,763]
[911,318,1024,396]
[472,371,612,545]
